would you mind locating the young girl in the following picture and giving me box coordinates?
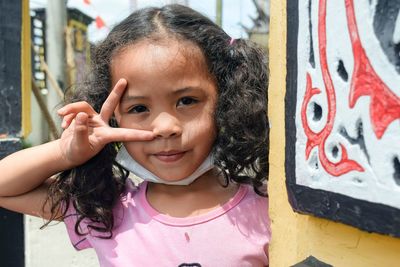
[0,4,270,266]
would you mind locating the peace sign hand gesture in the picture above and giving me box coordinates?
[57,78,153,168]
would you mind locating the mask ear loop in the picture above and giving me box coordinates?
[219,168,230,187]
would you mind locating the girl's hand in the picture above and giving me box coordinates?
[57,79,154,168]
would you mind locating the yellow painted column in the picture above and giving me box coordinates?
[268,0,300,265]
[21,0,31,137]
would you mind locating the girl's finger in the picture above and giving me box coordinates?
[58,101,97,116]
[103,128,154,143]
[72,112,90,149]
[61,113,76,129]
[100,78,128,122]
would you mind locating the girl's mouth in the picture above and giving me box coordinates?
[153,151,186,162]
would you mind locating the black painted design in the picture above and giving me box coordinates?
[393,156,400,185]
[291,255,333,267]
[331,145,339,158]
[352,176,364,184]
[308,152,319,171]
[373,0,400,73]
[286,0,400,238]
[308,0,315,68]
[339,120,370,164]
[312,102,322,121]
[337,59,348,81]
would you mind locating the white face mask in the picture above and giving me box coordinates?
[115,145,215,185]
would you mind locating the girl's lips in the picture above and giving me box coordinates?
[153,151,186,162]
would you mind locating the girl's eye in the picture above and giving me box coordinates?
[129,105,148,114]
[177,97,198,106]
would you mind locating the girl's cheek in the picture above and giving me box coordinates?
[185,118,216,137]
[118,116,148,131]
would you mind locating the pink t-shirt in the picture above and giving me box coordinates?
[64,180,270,266]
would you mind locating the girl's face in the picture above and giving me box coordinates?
[112,38,217,182]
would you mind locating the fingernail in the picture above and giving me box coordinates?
[147,133,155,139]
[76,117,83,125]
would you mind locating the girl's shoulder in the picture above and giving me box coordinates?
[235,184,271,238]
[236,184,269,220]
[239,184,269,208]
[62,178,145,250]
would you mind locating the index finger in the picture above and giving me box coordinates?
[100,78,128,122]
[103,128,155,143]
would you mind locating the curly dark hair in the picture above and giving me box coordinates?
[45,4,269,238]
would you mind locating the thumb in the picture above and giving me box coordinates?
[72,112,90,149]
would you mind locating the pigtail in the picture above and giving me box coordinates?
[45,143,128,237]
[213,38,269,196]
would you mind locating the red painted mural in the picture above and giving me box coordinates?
[286,0,400,237]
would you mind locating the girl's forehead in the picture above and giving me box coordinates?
[112,38,206,68]
[110,38,213,83]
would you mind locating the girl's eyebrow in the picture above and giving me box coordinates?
[120,94,147,103]
[172,86,204,95]
[120,86,204,103]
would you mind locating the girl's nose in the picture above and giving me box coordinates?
[152,112,183,138]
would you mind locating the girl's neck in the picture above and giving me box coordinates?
[147,168,222,193]
[146,168,239,217]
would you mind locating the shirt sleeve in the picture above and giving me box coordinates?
[62,201,92,250]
